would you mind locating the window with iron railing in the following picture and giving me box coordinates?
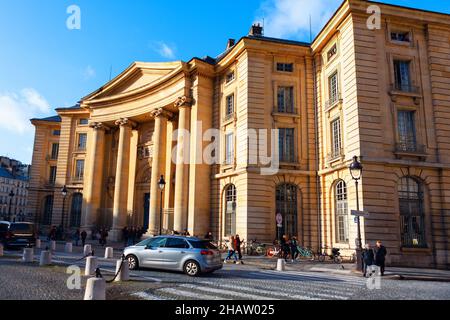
[330,118,342,161]
[224,133,234,165]
[327,72,340,108]
[77,133,87,151]
[49,166,57,185]
[51,143,59,160]
[74,160,85,181]
[277,86,295,113]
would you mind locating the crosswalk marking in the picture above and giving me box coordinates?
[132,291,166,300]
[157,287,230,300]
[259,270,366,285]
[179,284,278,300]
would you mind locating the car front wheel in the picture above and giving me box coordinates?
[127,255,139,270]
[184,260,201,277]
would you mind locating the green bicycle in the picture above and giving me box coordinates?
[296,246,315,260]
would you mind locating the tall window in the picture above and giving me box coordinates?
[70,193,83,228]
[335,180,349,243]
[49,166,57,185]
[278,128,295,163]
[225,133,234,165]
[78,133,87,151]
[75,160,85,181]
[331,118,342,158]
[328,72,339,105]
[225,94,234,120]
[51,143,59,160]
[399,177,426,248]
[277,86,294,113]
[42,195,53,226]
[394,60,411,91]
[397,111,417,152]
[224,184,236,236]
[276,184,298,239]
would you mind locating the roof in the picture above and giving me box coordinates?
[31,115,61,123]
[55,103,82,112]
[0,167,28,181]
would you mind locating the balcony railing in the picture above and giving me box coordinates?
[223,112,235,123]
[395,142,425,154]
[392,84,420,94]
[324,94,343,112]
[272,107,299,115]
[327,148,344,162]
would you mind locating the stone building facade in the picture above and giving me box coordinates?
[27,0,450,268]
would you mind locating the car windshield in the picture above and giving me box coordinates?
[188,240,217,250]
[9,223,34,233]
[135,238,153,247]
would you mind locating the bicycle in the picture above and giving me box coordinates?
[317,246,342,264]
[296,246,315,260]
[245,238,267,256]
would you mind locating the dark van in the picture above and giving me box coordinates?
[3,222,36,248]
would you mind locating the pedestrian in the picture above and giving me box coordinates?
[81,229,87,247]
[234,234,243,263]
[290,236,300,262]
[130,227,136,245]
[362,244,375,277]
[280,235,290,262]
[100,229,108,247]
[224,236,238,263]
[374,240,387,276]
[204,231,213,241]
[122,226,129,247]
[73,229,80,246]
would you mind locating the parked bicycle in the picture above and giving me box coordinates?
[244,238,267,256]
[296,246,315,260]
[317,247,342,264]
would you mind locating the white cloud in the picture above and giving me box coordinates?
[83,65,96,80]
[151,41,176,59]
[0,88,51,134]
[256,0,342,40]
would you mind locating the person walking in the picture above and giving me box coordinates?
[122,226,129,247]
[80,230,87,247]
[290,236,300,262]
[235,235,243,263]
[100,229,108,247]
[280,235,290,262]
[73,229,80,246]
[204,231,213,241]
[224,236,238,263]
[130,227,136,245]
[362,244,375,277]
[374,240,387,276]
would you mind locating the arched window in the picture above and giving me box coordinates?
[42,195,54,226]
[335,180,349,243]
[70,193,83,228]
[276,184,298,239]
[224,185,236,236]
[399,177,426,247]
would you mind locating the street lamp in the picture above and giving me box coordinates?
[61,185,68,240]
[7,190,15,222]
[349,156,363,272]
[158,175,166,235]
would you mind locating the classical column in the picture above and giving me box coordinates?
[173,97,192,233]
[111,118,135,241]
[82,122,107,231]
[148,108,172,236]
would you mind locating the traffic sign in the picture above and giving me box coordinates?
[276,213,283,225]
[351,210,369,217]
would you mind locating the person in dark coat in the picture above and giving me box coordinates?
[280,235,290,262]
[290,236,300,262]
[204,232,213,241]
[80,230,87,247]
[362,244,375,277]
[122,227,129,247]
[234,235,243,262]
[374,240,387,276]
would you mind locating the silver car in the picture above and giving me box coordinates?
[124,236,223,276]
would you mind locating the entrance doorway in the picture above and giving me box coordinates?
[143,193,150,231]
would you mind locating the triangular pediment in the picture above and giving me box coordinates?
[82,61,183,102]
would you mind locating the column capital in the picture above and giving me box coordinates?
[115,118,137,128]
[89,122,110,131]
[150,108,173,119]
[174,96,193,109]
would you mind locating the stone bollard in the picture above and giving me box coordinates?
[0,244,3,257]
[114,259,130,282]
[39,251,52,266]
[85,256,98,276]
[23,248,34,263]
[50,241,56,251]
[35,239,41,249]
[83,244,92,256]
[104,247,114,259]
[84,277,106,300]
[276,259,286,271]
[65,242,73,253]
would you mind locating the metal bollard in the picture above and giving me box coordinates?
[65,242,73,253]
[35,239,41,249]
[85,256,98,276]
[0,244,3,257]
[83,244,92,256]
[23,248,34,263]
[115,259,130,282]
[39,251,52,266]
[104,247,114,259]
[50,241,56,251]
[84,277,106,300]
[276,259,286,271]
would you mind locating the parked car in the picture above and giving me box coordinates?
[3,222,36,248]
[0,221,10,242]
[124,236,223,276]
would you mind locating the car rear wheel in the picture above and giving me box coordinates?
[184,260,201,277]
[126,255,139,270]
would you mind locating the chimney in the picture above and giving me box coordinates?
[249,23,263,37]
[226,39,236,50]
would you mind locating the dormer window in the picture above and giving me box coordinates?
[226,71,235,84]
[276,63,294,72]
[327,44,337,61]
[391,31,410,43]
[79,119,89,125]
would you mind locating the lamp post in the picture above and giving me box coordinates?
[158,175,166,235]
[61,185,68,240]
[349,156,363,272]
[7,190,15,222]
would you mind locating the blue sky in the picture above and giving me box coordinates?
[0,0,449,164]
